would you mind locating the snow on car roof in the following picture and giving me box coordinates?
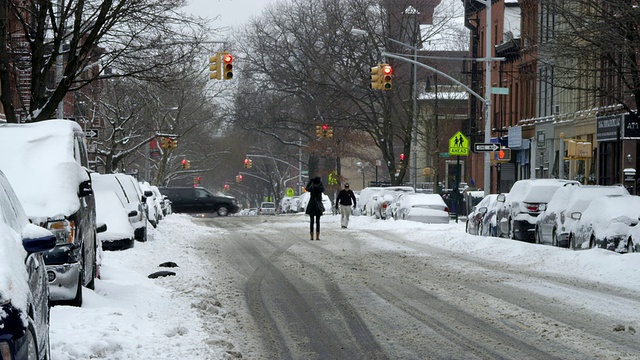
[0,120,88,218]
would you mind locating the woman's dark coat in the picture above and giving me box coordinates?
[305,178,325,216]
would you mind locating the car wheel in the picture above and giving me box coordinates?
[26,326,37,360]
[478,223,483,236]
[589,234,596,249]
[535,226,541,244]
[508,219,514,239]
[69,272,83,307]
[626,238,635,253]
[551,228,557,247]
[86,260,96,290]
[218,206,229,216]
[569,233,576,249]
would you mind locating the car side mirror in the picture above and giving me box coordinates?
[496,194,505,202]
[478,206,488,214]
[78,179,93,197]
[128,210,139,217]
[144,190,153,197]
[570,212,581,220]
[97,223,107,233]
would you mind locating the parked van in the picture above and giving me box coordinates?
[0,119,102,306]
[159,187,239,216]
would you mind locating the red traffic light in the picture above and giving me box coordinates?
[322,124,328,130]
[382,65,392,75]
[399,153,405,161]
[222,53,233,63]
[181,159,187,165]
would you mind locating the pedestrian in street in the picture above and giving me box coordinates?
[305,176,325,240]
[335,183,356,229]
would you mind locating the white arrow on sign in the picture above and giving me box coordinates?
[84,129,99,138]
[473,143,500,152]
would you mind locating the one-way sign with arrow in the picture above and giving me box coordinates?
[473,143,500,152]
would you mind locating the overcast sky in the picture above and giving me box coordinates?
[183,0,279,29]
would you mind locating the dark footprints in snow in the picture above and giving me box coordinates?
[159,261,179,268]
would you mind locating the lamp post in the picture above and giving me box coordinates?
[351,24,419,190]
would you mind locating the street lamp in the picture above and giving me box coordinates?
[351,21,419,190]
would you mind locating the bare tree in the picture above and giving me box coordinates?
[236,0,465,185]
[538,0,640,115]
[0,0,210,122]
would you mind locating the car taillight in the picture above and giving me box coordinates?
[525,203,540,212]
[444,207,449,213]
[48,219,75,245]
[382,203,388,209]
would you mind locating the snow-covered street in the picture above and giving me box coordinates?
[50,213,640,359]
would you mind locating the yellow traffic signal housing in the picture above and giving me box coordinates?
[326,126,333,138]
[248,159,253,168]
[315,125,323,138]
[370,65,382,90]
[170,138,177,149]
[221,52,233,80]
[209,53,221,80]
[380,64,392,90]
[321,124,329,138]
[160,137,169,149]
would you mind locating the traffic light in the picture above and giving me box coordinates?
[321,124,329,138]
[399,153,405,166]
[235,174,243,182]
[315,125,323,138]
[224,183,229,191]
[181,159,191,169]
[169,138,177,149]
[221,52,233,80]
[195,176,201,184]
[370,64,382,89]
[326,125,333,138]
[248,159,253,168]
[160,137,169,149]
[209,52,220,80]
[380,64,392,90]
[244,158,250,168]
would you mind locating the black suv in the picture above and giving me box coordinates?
[159,187,239,216]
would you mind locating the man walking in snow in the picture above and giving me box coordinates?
[335,183,356,229]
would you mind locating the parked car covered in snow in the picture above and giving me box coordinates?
[466,194,499,236]
[0,119,101,306]
[94,189,136,251]
[535,185,628,247]
[570,194,640,253]
[495,179,580,242]
[0,168,56,360]
[391,193,449,223]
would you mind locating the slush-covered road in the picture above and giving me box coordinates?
[196,215,639,360]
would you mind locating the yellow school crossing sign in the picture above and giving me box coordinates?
[448,131,469,156]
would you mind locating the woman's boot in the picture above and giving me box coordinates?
[310,233,314,240]
[316,232,320,240]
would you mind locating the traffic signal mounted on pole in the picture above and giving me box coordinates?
[399,153,405,166]
[181,159,191,169]
[194,176,201,184]
[169,138,177,149]
[221,52,233,80]
[160,137,169,149]
[209,52,220,80]
[326,125,333,138]
[235,174,243,182]
[380,64,392,90]
[370,63,393,90]
[315,125,323,138]
[321,124,329,138]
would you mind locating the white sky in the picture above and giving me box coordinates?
[183,0,279,29]
[45,213,640,358]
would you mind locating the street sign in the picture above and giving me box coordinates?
[84,129,99,138]
[296,181,305,186]
[491,87,509,95]
[448,131,469,156]
[473,143,500,152]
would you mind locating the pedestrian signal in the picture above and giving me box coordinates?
[497,148,511,161]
